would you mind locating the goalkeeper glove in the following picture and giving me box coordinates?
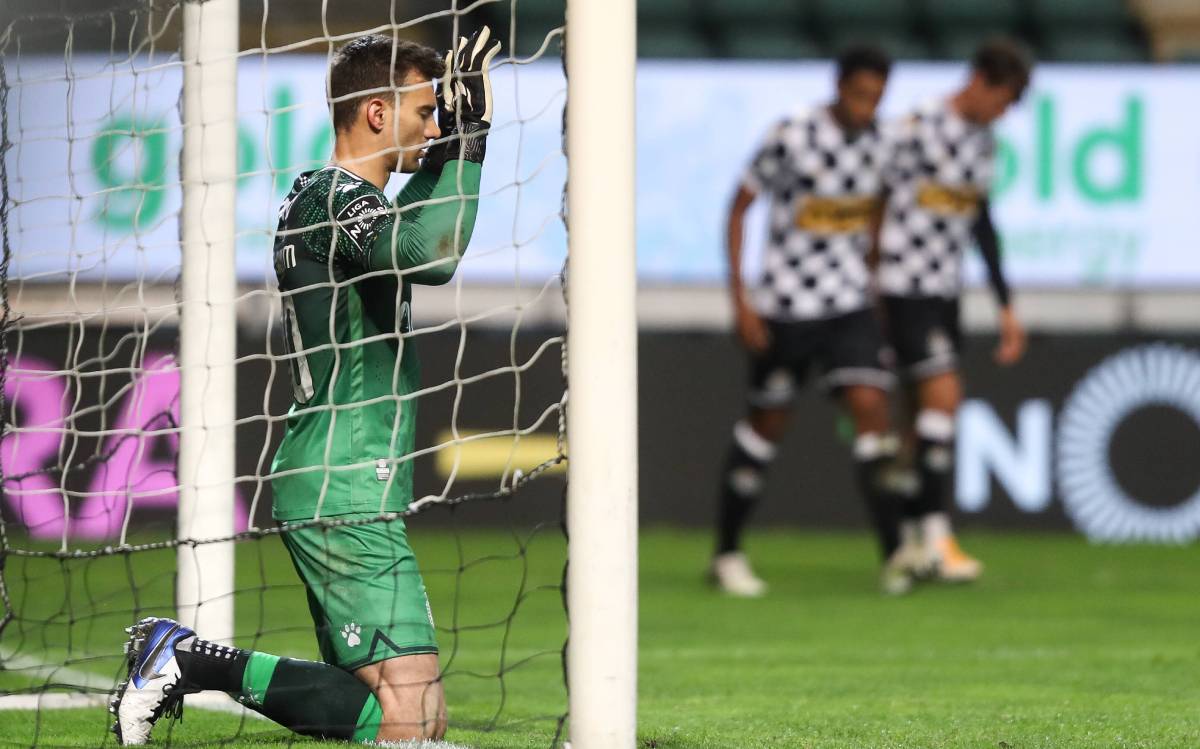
[423,26,501,173]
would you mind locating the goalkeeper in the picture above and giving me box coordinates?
[111,29,499,744]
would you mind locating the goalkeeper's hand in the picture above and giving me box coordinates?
[423,26,501,173]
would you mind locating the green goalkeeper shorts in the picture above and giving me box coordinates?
[280,513,438,671]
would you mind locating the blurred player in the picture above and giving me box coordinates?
[110,30,500,744]
[711,46,914,597]
[876,39,1032,582]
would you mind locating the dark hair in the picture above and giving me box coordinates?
[329,34,445,132]
[837,45,892,82]
[972,37,1033,100]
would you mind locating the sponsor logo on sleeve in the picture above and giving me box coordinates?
[336,193,388,250]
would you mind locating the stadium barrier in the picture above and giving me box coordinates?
[6,325,1198,543]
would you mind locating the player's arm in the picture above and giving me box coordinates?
[370,28,500,285]
[864,190,889,331]
[729,122,788,353]
[870,116,913,279]
[866,189,888,274]
[393,167,439,214]
[972,198,1026,365]
[368,164,482,286]
[727,182,769,352]
[388,156,468,285]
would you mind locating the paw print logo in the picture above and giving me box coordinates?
[341,622,362,648]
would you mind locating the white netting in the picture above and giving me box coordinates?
[0,1,569,745]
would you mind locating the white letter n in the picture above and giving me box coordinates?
[956,399,1053,513]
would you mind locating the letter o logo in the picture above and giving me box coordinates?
[1057,344,1200,542]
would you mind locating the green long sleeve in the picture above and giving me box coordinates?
[393,167,439,214]
[369,161,482,285]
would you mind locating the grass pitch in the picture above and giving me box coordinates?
[1,528,1198,748]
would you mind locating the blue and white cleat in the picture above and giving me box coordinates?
[110,617,195,745]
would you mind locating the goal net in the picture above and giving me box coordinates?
[0,0,634,745]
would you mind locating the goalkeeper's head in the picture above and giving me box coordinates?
[833,45,891,132]
[959,37,1033,125]
[329,35,446,173]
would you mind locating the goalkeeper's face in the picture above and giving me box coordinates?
[386,73,441,173]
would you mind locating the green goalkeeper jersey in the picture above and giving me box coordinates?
[269,161,481,521]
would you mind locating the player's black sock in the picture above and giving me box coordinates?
[900,493,925,521]
[175,636,249,693]
[852,433,902,559]
[915,409,956,517]
[176,639,382,740]
[868,447,923,522]
[892,464,925,522]
[715,420,777,554]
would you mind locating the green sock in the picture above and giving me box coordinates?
[238,652,382,742]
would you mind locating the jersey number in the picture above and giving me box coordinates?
[281,297,315,403]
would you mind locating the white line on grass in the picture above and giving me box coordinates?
[0,650,262,718]
[376,742,475,749]
[0,690,265,719]
[1,650,113,690]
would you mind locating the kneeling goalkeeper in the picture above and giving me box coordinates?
[111,29,499,744]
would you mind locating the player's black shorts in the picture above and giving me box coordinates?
[748,309,894,408]
[881,295,962,380]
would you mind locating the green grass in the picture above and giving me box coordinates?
[2,528,1199,748]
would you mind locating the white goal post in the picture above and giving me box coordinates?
[176,0,238,647]
[564,0,639,747]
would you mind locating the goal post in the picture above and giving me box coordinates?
[176,0,239,645]
[565,0,639,746]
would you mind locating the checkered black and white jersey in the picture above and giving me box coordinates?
[742,107,888,321]
[878,99,996,299]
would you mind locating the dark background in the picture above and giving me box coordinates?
[5,322,1200,542]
